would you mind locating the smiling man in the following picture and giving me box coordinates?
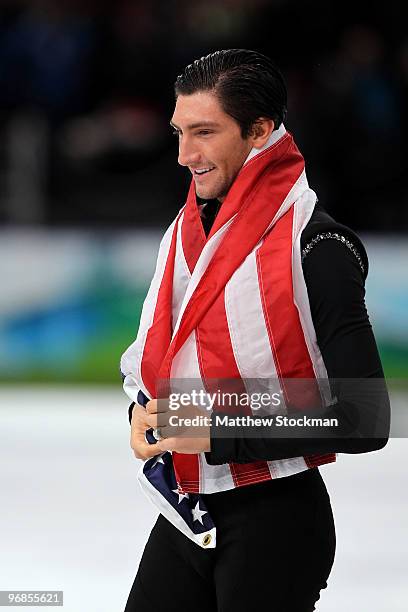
[121,49,389,612]
[171,91,260,201]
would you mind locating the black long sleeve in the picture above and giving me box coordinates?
[127,202,390,461]
[205,235,390,464]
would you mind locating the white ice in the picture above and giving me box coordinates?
[0,387,406,612]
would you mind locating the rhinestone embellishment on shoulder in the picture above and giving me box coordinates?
[301,232,365,275]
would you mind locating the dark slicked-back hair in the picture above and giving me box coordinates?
[174,49,287,138]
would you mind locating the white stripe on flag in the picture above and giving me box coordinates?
[225,246,284,418]
[172,215,237,337]
[172,212,192,328]
[121,214,180,400]
[198,456,235,494]
[292,193,333,407]
[268,456,308,479]
[224,231,312,482]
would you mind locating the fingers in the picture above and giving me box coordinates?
[154,438,172,453]
[146,399,170,414]
[145,400,157,414]
[154,437,180,453]
[130,427,162,460]
[130,406,168,460]
[131,399,212,459]
[132,441,159,460]
[131,405,160,429]
[155,437,211,454]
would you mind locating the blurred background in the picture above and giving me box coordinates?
[0,0,407,383]
[0,1,407,611]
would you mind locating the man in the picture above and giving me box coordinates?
[121,49,389,611]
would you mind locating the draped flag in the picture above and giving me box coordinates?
[136,390,216,548]
[122,124,336,547]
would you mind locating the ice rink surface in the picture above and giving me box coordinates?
[0,386,406,612]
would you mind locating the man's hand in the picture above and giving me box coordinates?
[156,436,210,454]
[130,399,211,460]
[149,398,211,454]
[130,404,161,460]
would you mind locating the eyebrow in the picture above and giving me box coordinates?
[170,120,220,131]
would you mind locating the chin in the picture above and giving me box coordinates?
[195,174,230,201]
[197,189,218,200]
[196,185,226,201]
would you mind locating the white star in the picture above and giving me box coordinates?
[191,500,207,525]
[172,489,189,504]
[151,454,165,468]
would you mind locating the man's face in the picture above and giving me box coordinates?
[171,91,253,202]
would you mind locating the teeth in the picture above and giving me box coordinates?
[195,167,214,175]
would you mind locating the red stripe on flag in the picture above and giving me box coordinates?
[172,451,200,493]
[196,285,273,488]
[230,461,273,487]
[257,207,321,409]
[196,290,241,381]
[140,212,182,397]
[181,181,206,274]
[159,135,305,380]
[257,208,335,469]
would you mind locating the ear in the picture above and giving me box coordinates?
[249,118,275,149]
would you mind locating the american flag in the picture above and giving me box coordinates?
[121,124,335,509]
[136,390,216,549]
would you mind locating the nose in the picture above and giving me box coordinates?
[177,135,201,167]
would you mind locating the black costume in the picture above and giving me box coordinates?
[124,202,389,612]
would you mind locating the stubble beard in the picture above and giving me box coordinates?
[196,173,230,202]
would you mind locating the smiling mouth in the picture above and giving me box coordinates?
[192,167,216,176]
